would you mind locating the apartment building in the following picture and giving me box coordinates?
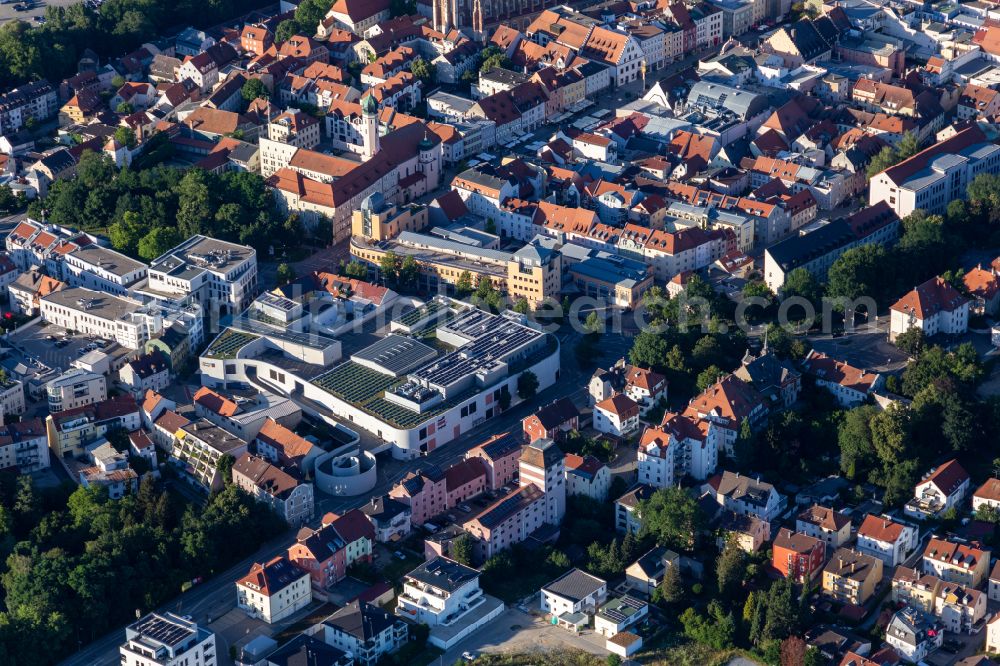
[120,613,217,666]
[856,514,919,567]
[869,125,1000,217]
[64,246,148,296]
[141,235,257,316]
[0,80,59,135]
[564,454,610,501]
[232,453,315,525]
[771,528,826,583]
[0,418,49,472]
[889,276,970,342]
[236,556,312,624]
[173,419,250,492]
[796,505,851,548]
[922,538,990,588]
[822,548,884,606]
[46,368,107,413]
[46,394,141,459]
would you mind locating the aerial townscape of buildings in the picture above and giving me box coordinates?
[3,0,1000,664]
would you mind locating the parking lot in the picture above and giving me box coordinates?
[10,320,119,373]
[0,0,73,24]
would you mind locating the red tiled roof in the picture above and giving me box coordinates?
[891,276,969,319]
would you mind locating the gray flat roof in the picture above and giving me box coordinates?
[351,334,437,377]
[151,234,254,276]
[68,246,147,277]
[42,286,141,322]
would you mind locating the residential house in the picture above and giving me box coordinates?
[705,470,783,522]
[625,546,679,597]
[320,601,407,666]
[973,477,1000,513]
[904,459,970,520]
[540,568,608,623]
[236,556,312,623]
[822,548,884,606]
[922,538,990,588]
[232,453,314,525]
[889,276,970,342]
[963,265,1000,316]
[796,505,851,548]
[935,581,986,634]
[390,465,447,527]
[683,375,767,457]
[801,350,882,408]
[118,350,170,396]
[45,368,106,413]
[856,514,919,567]
[885,607,942,664]
[716,510,769,552]
[522,397,580,443]
[892,566,941,615]
[564,454,610,501]
[771,528,826,583]
[45,394,141,459]
[593,393,640,437]
[615,483,654,534]
[594,596,648,638]
[360,495,411,543]
[622,366,667,416]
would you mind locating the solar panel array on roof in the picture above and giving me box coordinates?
[131,614,195,647]
[351,334,438,377]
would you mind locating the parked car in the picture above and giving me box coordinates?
[462,652,478,662]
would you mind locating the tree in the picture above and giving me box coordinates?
[585,311,603,336]
[108,210,144,256]
[780,636,808,666]
[838,405,878,480]
[379,250,400,285]
[894,327,926,357]
[409,57,435,83]
[275,19,297,43]
[517,371,538,400]
[398,255,420,290]
[638,486,704,549]
[826,244,888,304]
[115,101,133,114]
[716,540,749,598]
[497,386,511,411]
[762,578,801,642]
[241,77,269,102]
[781,267,821,305]
[344,261,368,280]
[606,655,622,666]
[513,297,530,314]
[628,331,669,371]
[276,263,296,286]
[680,602,736,649]
[113,125,137,149]
[451,534,473,565]
[137,227,181,261]
[653,563,684,605]
[455,270,473,297]
[696,365,724,391]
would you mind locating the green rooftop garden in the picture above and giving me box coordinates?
[204,329,259,360]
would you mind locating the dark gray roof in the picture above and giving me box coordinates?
[360,494,410,524]
[764,220,855,273]
[405,557,478,593]
[267,635,351,666]
[324,601,401,642]
[686,80,768,120]
[542,568,606,602]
